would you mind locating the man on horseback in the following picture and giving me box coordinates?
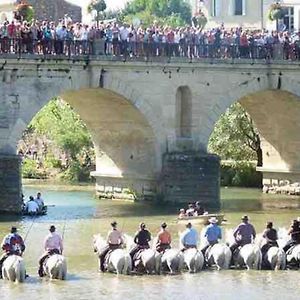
[201,217,222,255]
[156,222,171,253]
[181,222,198,250]
[0,227,25,279]
[283,219,300,252]
[230,215,256,254]
[99,221,124,272]
[129,223,151,266]
[38,225,63,277]
[261,222,278,255]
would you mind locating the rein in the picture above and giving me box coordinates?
[23,216,36,243]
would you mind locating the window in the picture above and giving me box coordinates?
[211,0,222,17]
[282,7,294,31]
[234,0,244,16]
[176,86,192,138]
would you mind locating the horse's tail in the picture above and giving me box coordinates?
[122,254,132,275]
[275,249,286,270]
[253,246,262,270]
[15,258,25,283]
[56,257,67,280]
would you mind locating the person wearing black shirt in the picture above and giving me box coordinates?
[261,222,278,258]
[129,223,151,266]
[283,220,300,252]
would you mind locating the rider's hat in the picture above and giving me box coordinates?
[161,222,167,228]
[49,225,56,232]
[111,221,117,227]
[186,222,192,228]
[241,215,249,221]
[140,222,146,228]
[11,226,17,233]
[209,217,218,224]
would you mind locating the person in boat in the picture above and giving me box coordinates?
[283,219,300,253]
[201,217,222,255]
[156,222,171,253]
[34,192,44,212]
[26,196,39,214]
[186,204,195,217]
[181,222,199,250]
[195,201,205,216]
[129,223,151,262]
[99,221,124,272]
[38,225,63,277]
[0,227,25,279]
[230,215,256,254]
[178,208,186,219]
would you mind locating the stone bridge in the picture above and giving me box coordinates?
[1,56,300,213]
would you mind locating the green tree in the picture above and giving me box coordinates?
[122,0,192,26]
[88,0,107,26]
[29,98,93,161]
[208,103,262,167]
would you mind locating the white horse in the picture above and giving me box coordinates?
[155,249,184,274]
[93,234,132,275]
[2,255,26,283]
[43,254,67,280]
[256,232,286,270]
[226,229,262,270]
[206,244,232,270]
[179,231,204,273]
[199,228,231,270]
[277,227,300,268]
[124,234,156,274]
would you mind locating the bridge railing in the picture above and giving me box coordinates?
[0,38,299,63]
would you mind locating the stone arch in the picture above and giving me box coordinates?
[205,74,300,183]
[175,86,192,139]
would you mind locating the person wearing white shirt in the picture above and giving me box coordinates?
[26,196,39,214]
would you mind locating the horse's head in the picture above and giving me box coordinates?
[93,234,105,254]
[225,228,235,246]
[123,234,135,251]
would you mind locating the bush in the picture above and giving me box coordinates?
[221,161,262,188]
[60,161,92,182]
[22,158,47,179]
[44,153,62,169]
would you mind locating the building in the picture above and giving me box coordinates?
[191,0,300,31]
[0,0,82,23]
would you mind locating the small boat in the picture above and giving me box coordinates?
[177,213,225,226]
[22,206,48,216]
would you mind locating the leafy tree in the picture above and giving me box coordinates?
[29,98,93,162]
[122,0,192,26]
[88,0,107,26]
[208,103,262,167]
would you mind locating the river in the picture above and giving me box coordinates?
[1,186,300,300]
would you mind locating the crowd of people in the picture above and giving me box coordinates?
[178,201,206,218]
[1,214,300,277]
[1,17,300,60]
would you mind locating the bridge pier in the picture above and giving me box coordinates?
[159,152,221,209]
[0,155,22,214]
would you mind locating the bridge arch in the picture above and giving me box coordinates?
[203,75,300,184]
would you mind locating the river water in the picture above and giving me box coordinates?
[1,186,300,300]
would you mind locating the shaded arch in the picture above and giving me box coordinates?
[176,86,192,138]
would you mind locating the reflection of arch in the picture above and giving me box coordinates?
[176,86,192,138]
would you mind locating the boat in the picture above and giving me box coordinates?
[22,206,48,216]
[177,213,225,226]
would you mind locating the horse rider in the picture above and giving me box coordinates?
[283,219,300,252]
[156,222,171,253]
[129,223,151,263]
[261,221,278,257]
[26,196,39,214]
[230,215,256,254]
[99,221,124,272]
[0,226,25,279]
[38,225,63,277]
[181,222,199,250]
[201,217,222,255]
[35,192,44,212]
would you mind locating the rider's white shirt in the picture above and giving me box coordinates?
[26,200,39,213]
